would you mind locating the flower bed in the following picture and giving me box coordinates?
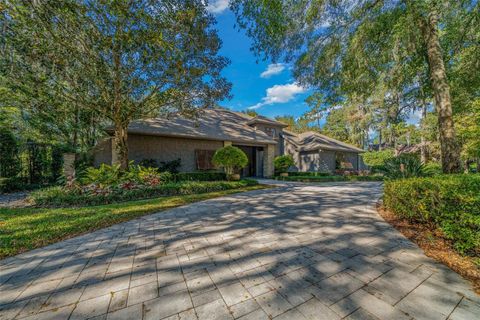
[31,179,258,207]
[384,174,480,255]
[28,163,255,207]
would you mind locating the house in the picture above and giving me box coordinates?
[93,108,365,177]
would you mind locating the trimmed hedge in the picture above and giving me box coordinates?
[275,175,384,182]
[174,172,226,182]
[286,172,331,177]
[384,174,480,255]
[30,179,258,207]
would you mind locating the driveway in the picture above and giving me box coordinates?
[0,182,478,320]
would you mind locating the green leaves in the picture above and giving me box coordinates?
[212,146,249,175]
[384,174,480,255]
[1,0,231,165]
[274,155,294,173]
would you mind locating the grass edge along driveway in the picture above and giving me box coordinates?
[0,184,269,259]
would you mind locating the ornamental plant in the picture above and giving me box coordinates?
[274,155,294,173]
[383,154,424,179]
[212,146,248,177]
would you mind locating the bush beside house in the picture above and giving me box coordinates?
[212,146,248,180]
[384,174,480,255]
[274,155,294,175]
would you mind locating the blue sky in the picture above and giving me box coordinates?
[209,2,420,126]
[211,6,312,119]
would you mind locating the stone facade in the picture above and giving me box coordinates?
[263,144,275,177]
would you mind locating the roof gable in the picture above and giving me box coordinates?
[285,131,364,153]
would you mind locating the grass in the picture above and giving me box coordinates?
[0,184,268,259]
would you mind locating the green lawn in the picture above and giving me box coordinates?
[0,184,268,258]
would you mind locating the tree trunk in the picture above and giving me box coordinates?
[378,129,382,151]
[113,121,129,170]
[111,38,128,170]
[422,10,461,173]
[420,96,428,164]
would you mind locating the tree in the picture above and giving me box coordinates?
[212,146,248,178]
[274,155,294,173]
[2,0,231,169]
[241,109,259,117]
[231,0,477,173]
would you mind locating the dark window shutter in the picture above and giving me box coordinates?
[196,149,215,170]
[206,150,215,170]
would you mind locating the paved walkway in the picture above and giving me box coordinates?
[0,192,30,208]
[1,182,478,320]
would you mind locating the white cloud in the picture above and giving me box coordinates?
[260,63,286,78]
[248,83,306,109]
[207,0,229,14]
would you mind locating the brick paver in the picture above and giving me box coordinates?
[1,181,478,319]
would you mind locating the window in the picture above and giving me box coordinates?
[195,149,216,170]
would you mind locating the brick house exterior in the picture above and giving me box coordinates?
[93,109,365,177]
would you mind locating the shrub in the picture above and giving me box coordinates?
[384,174,480,255]
[287,172,331,177]
[31,179,258,207]
[275,175,384,182]
[174,172,226,181]
[0,129,20,178]
[0,177,24,193]
[383,154,424,179]
[50,146,64,181]
[362,150,394,172]
[423,162,442,176]
[159,158,181,173]
[274,155,295,173]
[212,146,248,176]
[81,163,122,187]
[0,177,50,193]
[139,158,158,168]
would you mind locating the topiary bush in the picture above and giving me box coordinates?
[384,174,480,255]
[212,146,248,177]
[274,155,295,174]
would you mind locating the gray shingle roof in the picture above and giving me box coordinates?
[116,109,277,145]
[283,130,364,153]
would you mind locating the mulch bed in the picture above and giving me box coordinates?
[376,203,480,294]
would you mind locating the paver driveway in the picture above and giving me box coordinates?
[1,182,478,320]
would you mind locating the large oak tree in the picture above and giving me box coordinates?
[231,0,477,173]
[1,0,231,169]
